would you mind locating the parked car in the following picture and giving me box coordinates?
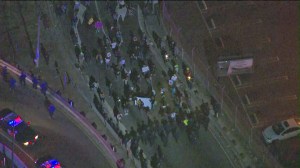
[262,118,300,143]
[0,108,39,146]
[35,155,62,168]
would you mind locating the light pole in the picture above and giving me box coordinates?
[34,14,41,68]
[11,103,17,168]
[11,120,15,168]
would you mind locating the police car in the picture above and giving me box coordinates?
[0,108,39,146]
[35,155,62,168]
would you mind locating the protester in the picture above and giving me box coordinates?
[19,71,27,86]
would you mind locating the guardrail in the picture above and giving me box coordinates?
[0,143,27,168]
[0,59,121,168]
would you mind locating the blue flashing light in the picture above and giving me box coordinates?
[8,116,23,127]
[42,159,61,168]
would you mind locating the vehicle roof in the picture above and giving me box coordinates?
[6,114,23,127]
[36,155,61,167]
[15,123,37,142]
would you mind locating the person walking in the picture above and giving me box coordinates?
[45,97,55,119]
[9,77,16,91]
[113,105,120,122]
[19,71,27,86]
[105,76,112,96]
[40,81,48,96]
[68,98,74,107]
[31,75,38,89]
[129,127,137,140]
[48,104,56,119]
[122,130,130,147]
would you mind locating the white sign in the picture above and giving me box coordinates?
[111,42,117,49]
[142,66,150,73]
[227,58,253,75]
[135,97,152,109]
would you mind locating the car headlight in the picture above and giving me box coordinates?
[35,135,39,140]
[23,142,29,146]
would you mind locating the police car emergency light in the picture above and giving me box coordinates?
[8,116,23,127]
[41,159,61,168]
[35,155,62,168]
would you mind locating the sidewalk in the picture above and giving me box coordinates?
[138,2,256,168]
[155,1,282,168]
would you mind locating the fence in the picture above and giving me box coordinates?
[159,1,282,167]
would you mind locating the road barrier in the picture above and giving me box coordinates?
[0,143,27,168]
[0,59,122,167]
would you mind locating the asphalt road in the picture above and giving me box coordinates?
[0,79,111,168]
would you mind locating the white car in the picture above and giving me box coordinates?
[262,118,300,143]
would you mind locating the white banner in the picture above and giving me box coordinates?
[227,58,253,75]
[135,97,152,109]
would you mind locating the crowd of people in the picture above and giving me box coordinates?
[76,1,217,168]
[0,1,220,168]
